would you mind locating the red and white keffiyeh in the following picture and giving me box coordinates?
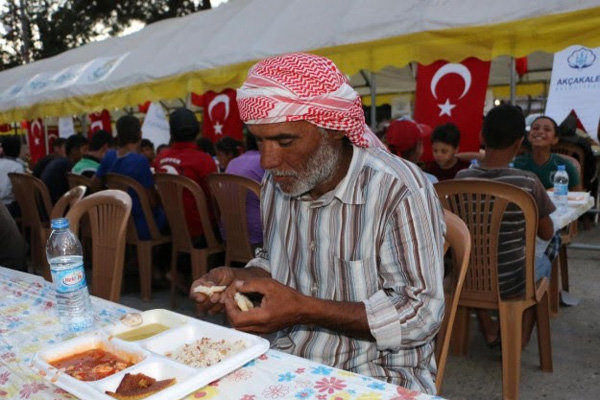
[237,53,384,149]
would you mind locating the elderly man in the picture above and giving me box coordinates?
[190,53,445,393]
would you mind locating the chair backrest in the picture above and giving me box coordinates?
[555,153,583,184]
[552,141,585,165]
[105,172,162,241]
[434,179,538,306]
[66,190,132,302]
[435,209,471,393]
[154,173,220,251]
[51,185,86,220]
[206,173,261,264]
[552,142,586,182]
[8,172,52,229]
[66,172,93,191]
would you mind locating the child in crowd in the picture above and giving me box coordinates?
[385,118,438,183]
[514,116,582,191]
[215,136,242,172]
[456,105,558,347]
[425,123,470,181]
[140,138,156,165]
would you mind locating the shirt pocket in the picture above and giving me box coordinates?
[328,253,379,302]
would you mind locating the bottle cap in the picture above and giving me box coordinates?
[557,165,566,171]
[51,218,69,229]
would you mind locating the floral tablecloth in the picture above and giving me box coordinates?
[0,267,441,400]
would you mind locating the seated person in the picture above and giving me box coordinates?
[0,201,26,270]
[425,123,470,181]
[190,53,445,394]
[456,105,557,346]
[92,116,167,240]
[385,118,438,183]
[41,134,88,204]
[71,129,113,177]
[215,136,242,172]
[0,135,25,217]
[224,132,265,247]
[514,116,582,191]
[32,138,66,178]
[140,138,156,165]
[154,108,218,239]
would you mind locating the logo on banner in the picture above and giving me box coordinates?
[567,47,596,69]
[545,45,600,134]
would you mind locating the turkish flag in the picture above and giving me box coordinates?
[26,118,47,165]
[47,126,59,152]
[414,58,491,162]
[138,101,151,114]
[88,109,112,137]
[200,89,243,143]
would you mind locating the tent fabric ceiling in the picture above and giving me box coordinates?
[0,0,598,123]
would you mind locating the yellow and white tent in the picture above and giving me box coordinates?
[0,0,599,123]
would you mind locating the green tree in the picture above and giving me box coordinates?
[0,0,212,71]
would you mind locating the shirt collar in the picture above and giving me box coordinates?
[299,146,367,208]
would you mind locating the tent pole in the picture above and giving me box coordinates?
[370,71,377,131]
[360,70,377,131]
[510,57,517,106]
[43,118,49,155]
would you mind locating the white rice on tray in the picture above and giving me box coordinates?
[165,337,246,368]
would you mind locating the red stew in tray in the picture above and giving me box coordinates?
[50,348,133,381]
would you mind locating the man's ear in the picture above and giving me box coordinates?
[328,129,346,140]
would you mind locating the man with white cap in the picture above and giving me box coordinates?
[190,53,445,393]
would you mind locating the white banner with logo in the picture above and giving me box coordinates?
[58,116,75,138]
[546,45,600,134]
[141,102,169,147]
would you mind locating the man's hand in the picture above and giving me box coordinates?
[189,267,236,316]
[222,278,307,334]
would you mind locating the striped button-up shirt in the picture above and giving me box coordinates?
[247,146,445,393]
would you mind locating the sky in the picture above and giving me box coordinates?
[0,0,229,38]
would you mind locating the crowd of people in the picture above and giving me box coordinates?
[0,52,599,394]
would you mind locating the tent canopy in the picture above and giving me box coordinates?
[0,0,599,123]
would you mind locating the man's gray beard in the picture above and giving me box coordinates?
[270,136,341,197]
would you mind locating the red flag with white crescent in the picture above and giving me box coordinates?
[201,89,243,143]
[88,109,112,137]
[26,118,47,165]
[414,58,491,162]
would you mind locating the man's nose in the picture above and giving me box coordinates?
[260,142,282,170]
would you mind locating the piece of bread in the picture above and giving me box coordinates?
[234,292,254,312]
[193,285,227,296]
[105,373,176,400]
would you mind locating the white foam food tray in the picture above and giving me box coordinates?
[31,309,270,400]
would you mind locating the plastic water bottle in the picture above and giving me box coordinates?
[469,158,480,168]
[46,218,94,333]
[553,165,569,212]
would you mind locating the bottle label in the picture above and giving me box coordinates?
[51,263,87,294]
[554,183,568,197]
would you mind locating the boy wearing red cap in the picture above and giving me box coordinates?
[385,118,438,183]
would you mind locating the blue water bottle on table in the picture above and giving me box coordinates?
[553,165,569,212]
[45,218,94,333]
